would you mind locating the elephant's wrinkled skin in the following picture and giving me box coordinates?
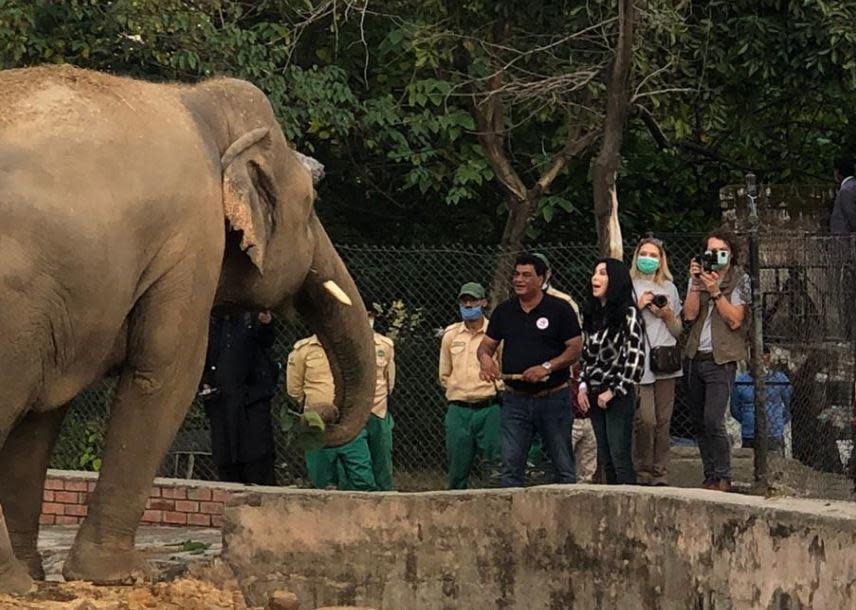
[0,65,375,593]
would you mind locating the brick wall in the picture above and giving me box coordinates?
[41,469,252,528]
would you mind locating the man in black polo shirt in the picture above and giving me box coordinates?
[477,253,582,486]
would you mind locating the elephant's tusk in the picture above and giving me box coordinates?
[323,280,352,306]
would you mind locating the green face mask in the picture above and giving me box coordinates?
[710,250,730,270]
[636,256,660,275]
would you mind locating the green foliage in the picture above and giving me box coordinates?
[166,539,211,554]
[371,299,426,341]
[77,420,104,472]
[2,0,853,243]
[279,407,326,452]
[666,0,856,183]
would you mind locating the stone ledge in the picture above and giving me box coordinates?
[223,485,856,609]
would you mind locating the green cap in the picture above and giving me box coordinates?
[458,282,486,299]
[532,252,551,270]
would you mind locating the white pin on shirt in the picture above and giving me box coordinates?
[536,317,549,330]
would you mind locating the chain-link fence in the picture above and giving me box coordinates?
[51,233,856,499]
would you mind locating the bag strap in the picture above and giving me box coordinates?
[631,285,654,351]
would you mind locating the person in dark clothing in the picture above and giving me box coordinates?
[199,309,279,485]
[578,258,645,485]
[477,253,583,487]
[829,155,856,340]
[830,155,856,233]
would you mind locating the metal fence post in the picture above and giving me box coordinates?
[746,173,768,489]
[852,318,856,493]
[851,234,856,494]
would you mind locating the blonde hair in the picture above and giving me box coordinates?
[630,237,673,284]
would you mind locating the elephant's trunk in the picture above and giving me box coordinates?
[290,215,375,447]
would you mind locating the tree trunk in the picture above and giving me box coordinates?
[592,0,635,259]
[469,21,598,306]
[488,192,537,310]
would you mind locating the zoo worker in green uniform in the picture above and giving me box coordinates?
[365,309,396,490]
[439,282,502,489]
[286,335,377,490]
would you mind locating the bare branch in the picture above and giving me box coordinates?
[631,87,694,102]
[633,103,784,174]
[465,17,619,88]
[632,60,674,100]
[533,128,601,196]
[472,79,528,202]
[633,104,670,149]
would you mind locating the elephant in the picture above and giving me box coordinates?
[0,64,375,593]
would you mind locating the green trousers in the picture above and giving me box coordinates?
[445,402,501,490]
[528,433,545,466]
[365,412,394,491]
[305,428,377,491]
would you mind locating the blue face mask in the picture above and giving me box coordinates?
[636,256,660,275]
[460,305,483,321]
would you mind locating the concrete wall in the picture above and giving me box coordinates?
[223,486,856,610]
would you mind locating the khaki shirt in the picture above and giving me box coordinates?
[286,335,335,407]
[286,333,395,417]
[547,286,582,324]
[439,318,501,403]
[372,332,395,418]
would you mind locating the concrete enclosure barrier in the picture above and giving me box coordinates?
[222,486,856,609]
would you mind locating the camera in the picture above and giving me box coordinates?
[652,294,668,308]
[693,251,719,274]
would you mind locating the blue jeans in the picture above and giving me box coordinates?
[589,388,637,484]
[500,389,575,487]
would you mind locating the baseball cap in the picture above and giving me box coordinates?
[458,282,486,299]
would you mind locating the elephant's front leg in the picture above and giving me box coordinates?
[0,407,68,580]
[62,278,211,584]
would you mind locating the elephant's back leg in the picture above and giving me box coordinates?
[0,318,54,593]
[0,406,68,580]
[0,405,40,594]
[62,255,217,584]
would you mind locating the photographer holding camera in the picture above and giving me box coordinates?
[631,236,683,486]
[683,230,749,492]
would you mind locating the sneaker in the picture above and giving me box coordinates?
[702,479,716,490]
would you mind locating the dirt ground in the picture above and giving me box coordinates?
[0,527,257,610]
[0,575,252,610]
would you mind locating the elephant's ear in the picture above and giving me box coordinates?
[221,127,277,273]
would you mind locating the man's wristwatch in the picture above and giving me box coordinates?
[711,292,723,301]
[541,361,553,371]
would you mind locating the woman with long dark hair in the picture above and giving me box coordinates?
[578,258,645,484]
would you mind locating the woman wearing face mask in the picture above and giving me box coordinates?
[578,259,645,484]
[630,237,683,486]
[684,230,749,492]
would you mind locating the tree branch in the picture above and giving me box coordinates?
[533,127,600,196]
[472,90,528,202]
[633,103,781,174]
[633,103,670,148]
